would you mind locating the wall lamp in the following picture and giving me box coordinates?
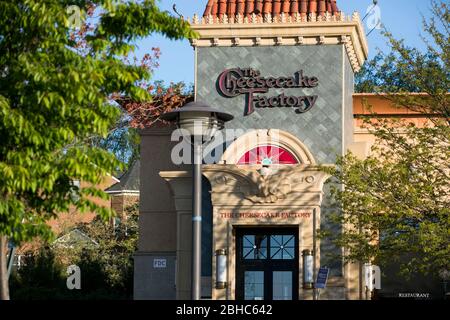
[215,249,227,289]
[302,249,314,289]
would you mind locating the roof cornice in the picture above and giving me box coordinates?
[189,11,368,72]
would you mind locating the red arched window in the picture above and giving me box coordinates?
[237,145,299,165]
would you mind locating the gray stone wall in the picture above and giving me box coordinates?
[197,45,349,164]
[317,53,354,280]
[134,253,176,300]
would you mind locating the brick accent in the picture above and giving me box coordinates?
[111,194,139,216]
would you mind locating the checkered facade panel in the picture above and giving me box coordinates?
[197,45,353,164]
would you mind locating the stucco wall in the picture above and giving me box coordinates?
[134,125,188,300]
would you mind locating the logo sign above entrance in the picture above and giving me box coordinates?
[217,68,319,116]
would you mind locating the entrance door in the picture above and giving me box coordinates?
[236,228,299,300]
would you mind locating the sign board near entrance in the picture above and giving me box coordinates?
[219,211,312,219]
[315,267,330,289]
[153,259,167,269]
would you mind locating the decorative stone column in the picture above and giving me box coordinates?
[159,171,193,300]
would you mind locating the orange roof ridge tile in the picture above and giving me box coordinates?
[202,0,339,18]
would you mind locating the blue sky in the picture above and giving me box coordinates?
[136,0,434,85]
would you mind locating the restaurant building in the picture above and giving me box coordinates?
[135,0,373,300]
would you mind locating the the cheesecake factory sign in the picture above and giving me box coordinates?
[218,67,319,116]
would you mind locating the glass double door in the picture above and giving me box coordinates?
[235,228,299,300]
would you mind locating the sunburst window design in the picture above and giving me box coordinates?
[237,145,299,165]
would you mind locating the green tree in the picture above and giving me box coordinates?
[75,203,139,298]
[355,52,423,93]
[10,204,139,300]
[322,0,449,280]
[0,0,196,300]
[9,247,68,300]
[355,1,449,120]
[99,80,194,170]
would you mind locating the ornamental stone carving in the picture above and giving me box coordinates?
[202,164,330,206]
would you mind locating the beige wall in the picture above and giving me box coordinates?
[351,94,435,159]
[138,124,189,252]
[134,124,189,299]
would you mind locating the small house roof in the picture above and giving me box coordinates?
[105,160,140,194]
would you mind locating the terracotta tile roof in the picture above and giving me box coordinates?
[203,0,339,18]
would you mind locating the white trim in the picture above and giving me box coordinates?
[194,45,198,101]
[106,190,140,196]
[106,172,120,183]
[342,45,346,156]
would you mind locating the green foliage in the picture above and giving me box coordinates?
[11,204,139,299]
[9,248,69,300]
[75,203,139,294]
[356,1,449,118]
[355,52,423,93]
[91,117,142,172]
[322,123,450,278]
[323,1,450,279]
[96,81,194,170]
[0,0,196,246]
